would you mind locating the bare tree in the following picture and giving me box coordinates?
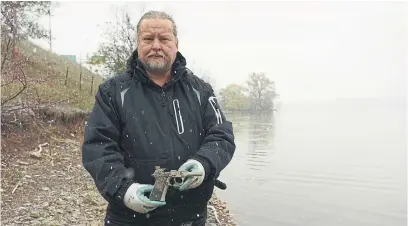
[96,3,146,77]
[0,1,65,135]
[246,72,277,112]
[189,61,216,87]
[1,1,51,70]
[1,1,53,107]
[197,69,216,87]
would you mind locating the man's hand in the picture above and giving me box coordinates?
[177,159,206,191]
[123,183,166,214]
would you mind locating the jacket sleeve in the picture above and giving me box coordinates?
[82,80,133,204]
[192,83,236,179]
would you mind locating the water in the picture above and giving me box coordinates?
[216,98,406,226]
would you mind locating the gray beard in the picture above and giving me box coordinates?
[141,60,171,75]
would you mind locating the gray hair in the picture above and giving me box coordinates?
[136,10,178,45]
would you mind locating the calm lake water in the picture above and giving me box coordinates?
[216,98,406,226]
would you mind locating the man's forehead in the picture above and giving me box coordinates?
[140,19,173,34]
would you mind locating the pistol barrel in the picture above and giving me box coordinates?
[186,172,203,176]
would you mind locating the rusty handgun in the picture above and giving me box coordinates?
[149,166,203,202]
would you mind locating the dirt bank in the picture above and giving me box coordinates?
[1,120,236,225]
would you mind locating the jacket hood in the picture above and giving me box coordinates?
[125,49,188,83]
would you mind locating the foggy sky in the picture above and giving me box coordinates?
[33,1,407,102]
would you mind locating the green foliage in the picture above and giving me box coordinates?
[88,55,106,65]
[219,84,249,111]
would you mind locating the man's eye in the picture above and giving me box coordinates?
[144,37,153,40]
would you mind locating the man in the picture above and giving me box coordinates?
[82,10,235,226]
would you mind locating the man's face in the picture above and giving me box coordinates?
[137,18,178,75]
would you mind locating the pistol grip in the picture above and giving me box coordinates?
[149,177,169,202]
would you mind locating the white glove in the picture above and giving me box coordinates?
[123,183,166,214]
[177,159,206,191]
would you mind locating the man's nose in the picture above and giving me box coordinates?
[152,38,161,50]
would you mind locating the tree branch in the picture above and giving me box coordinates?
[1,66,27,106]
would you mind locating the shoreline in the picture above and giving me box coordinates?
[1,127,236,226]
[207,193,236,226]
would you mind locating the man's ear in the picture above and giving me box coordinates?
[135,34,139,49]
[176,39,179,49]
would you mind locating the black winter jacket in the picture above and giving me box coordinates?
[81,50,235,224]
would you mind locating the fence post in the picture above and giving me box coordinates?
[90,75,94,94]
[65,66,69,87]
[79,70,82,91]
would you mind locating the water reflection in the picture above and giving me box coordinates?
[246,113,276,171]
[226,111,249,134]
[220,101,406,226]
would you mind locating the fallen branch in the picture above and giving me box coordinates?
[208,205,221,225]
[50,136,78,145]
[11,176,24,194]
[29,142,49,159]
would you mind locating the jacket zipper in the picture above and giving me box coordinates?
[160,89,166,107]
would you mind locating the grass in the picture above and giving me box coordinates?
[2,40,106,111]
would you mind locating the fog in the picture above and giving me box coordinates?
[32,1,407,103]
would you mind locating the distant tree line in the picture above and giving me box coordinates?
[219,72,278,112]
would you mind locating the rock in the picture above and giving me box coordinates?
[30,211,40,218]
[29,151,42,159]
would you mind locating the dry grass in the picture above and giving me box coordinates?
[2,40,105,112]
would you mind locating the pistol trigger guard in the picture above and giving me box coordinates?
[174,178,183,187]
